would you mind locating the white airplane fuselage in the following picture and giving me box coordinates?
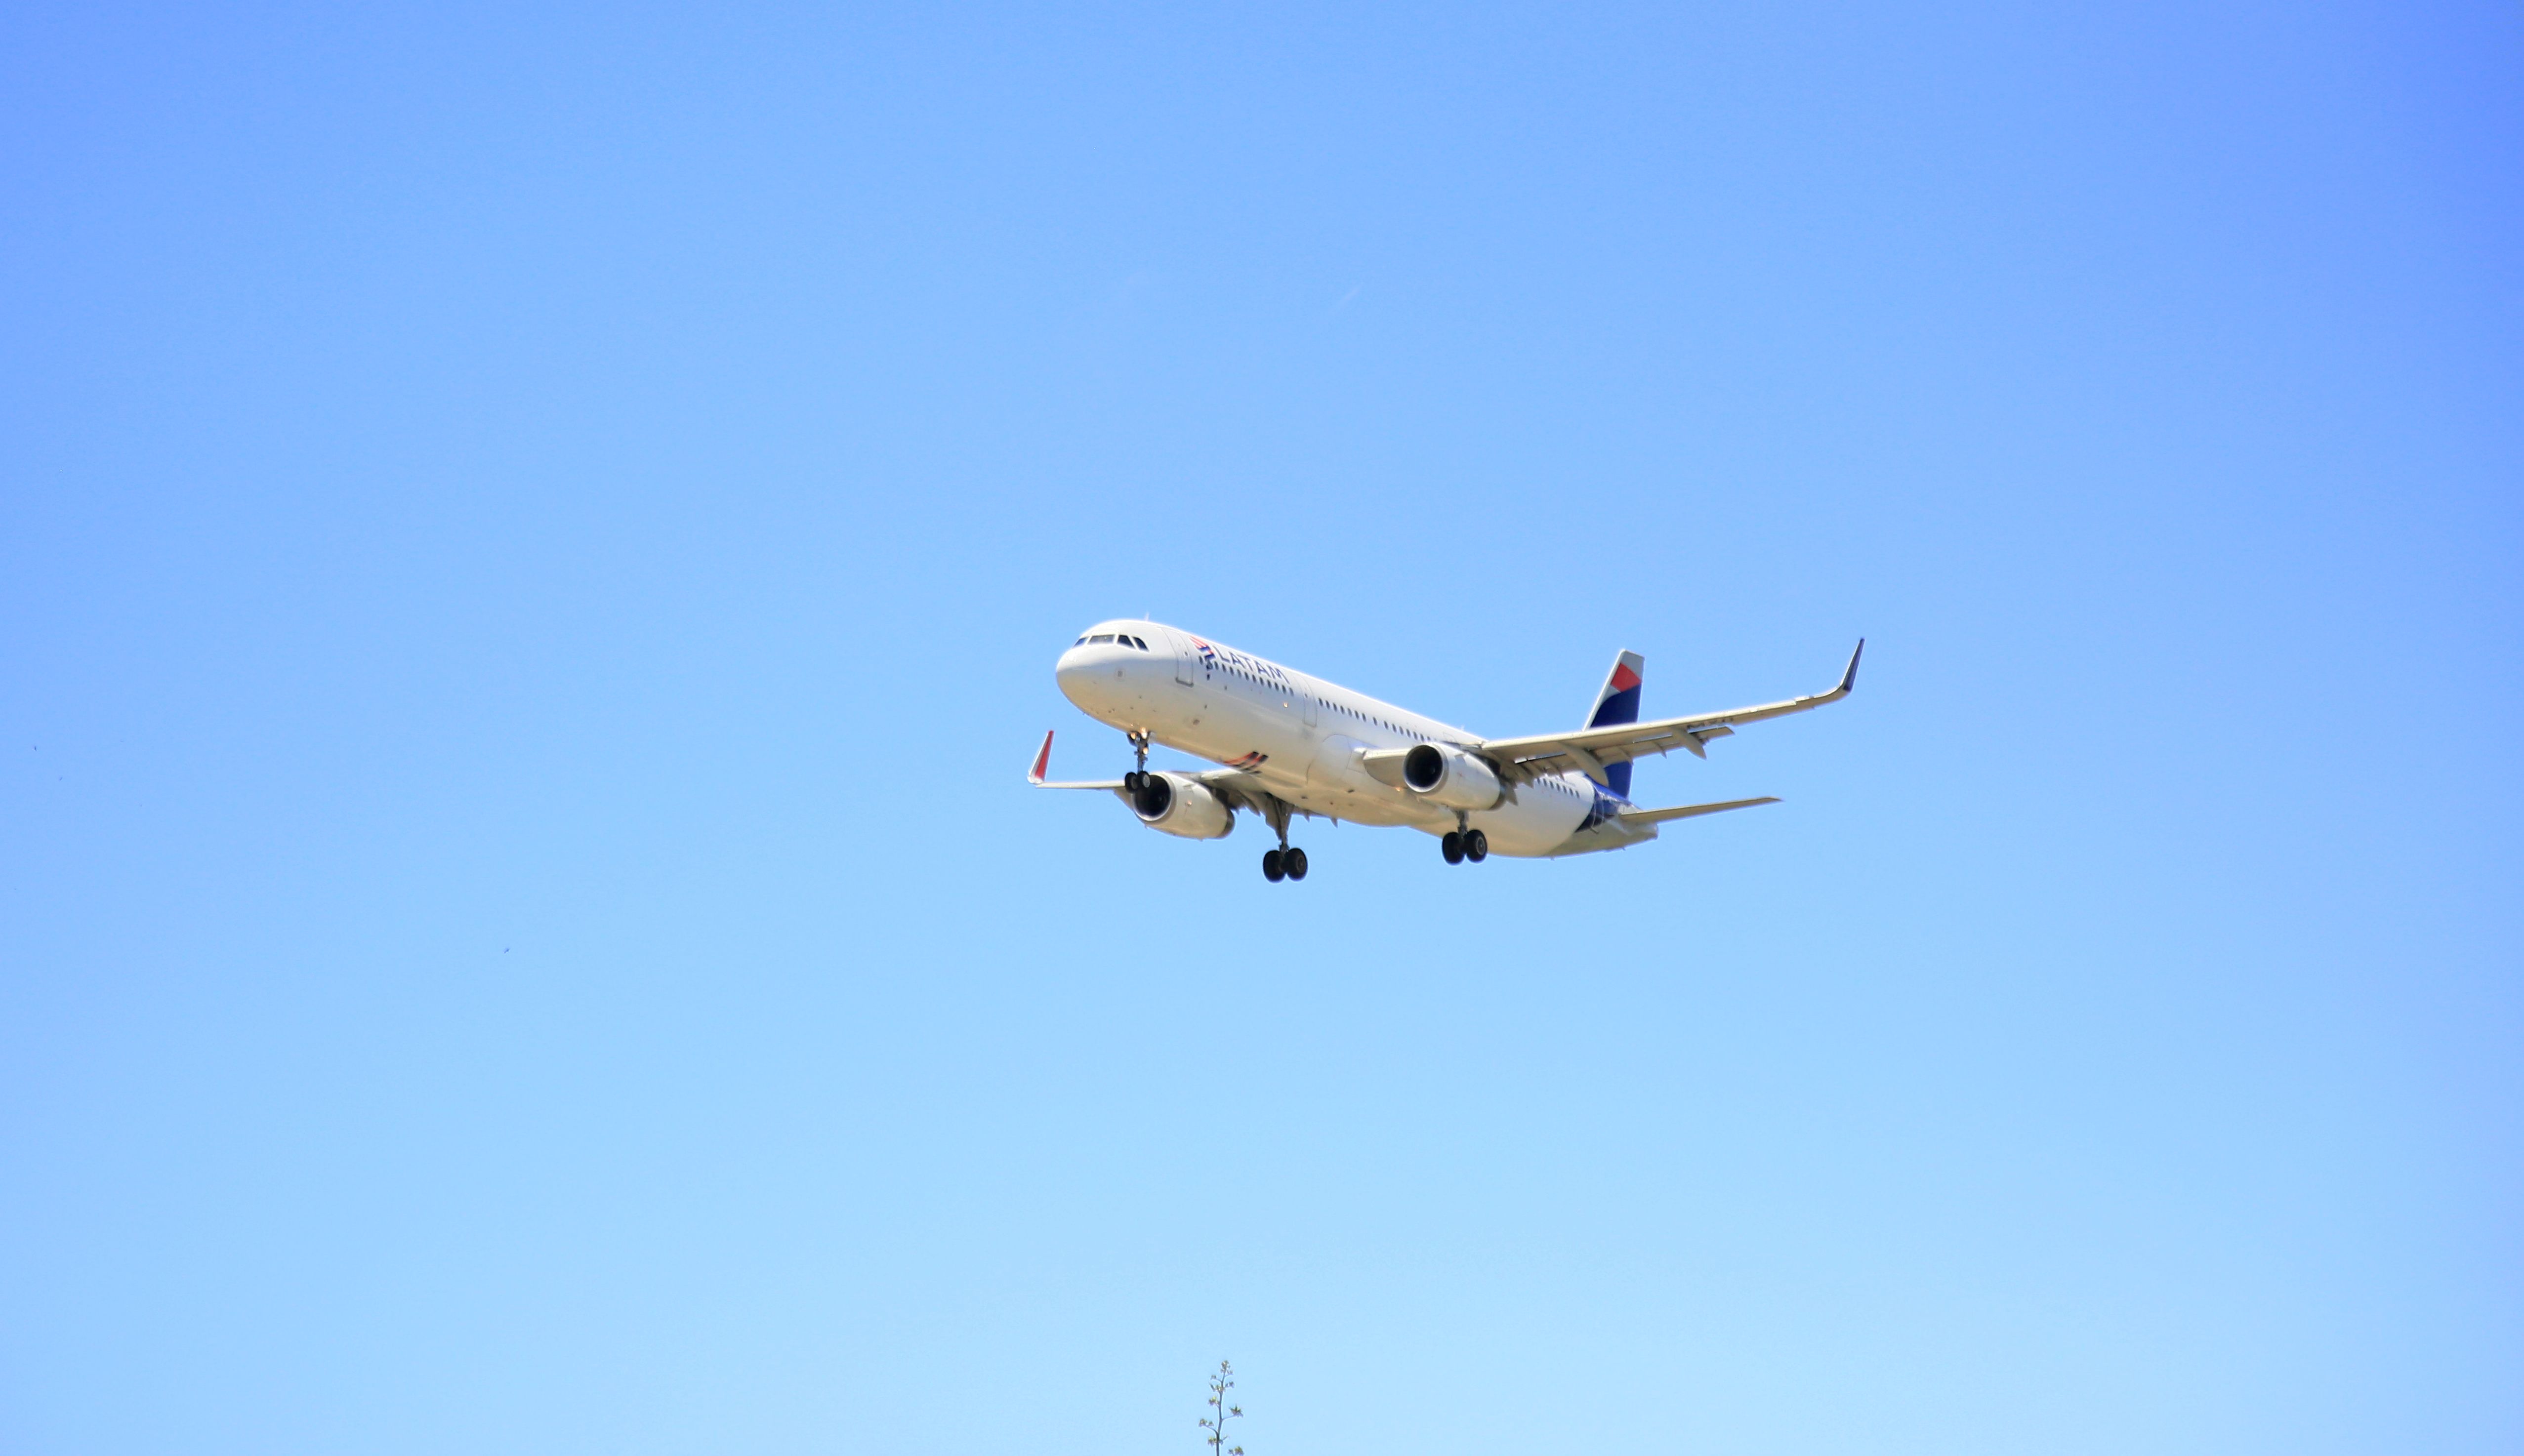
[1055,619,1641,857]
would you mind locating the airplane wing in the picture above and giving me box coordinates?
[1478,640,1862,785]
[1617,795,1780,824]
[1025,731,1301,825]
[1025,730,1125,789]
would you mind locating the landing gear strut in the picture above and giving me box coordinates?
[1260,799,1307,883]
[1122,731,1152,793]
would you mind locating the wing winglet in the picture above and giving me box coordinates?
[1837,639,1865,695]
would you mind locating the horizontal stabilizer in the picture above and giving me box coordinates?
[1616,795,1780,825]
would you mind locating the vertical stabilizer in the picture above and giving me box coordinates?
[1584,651,1645,797]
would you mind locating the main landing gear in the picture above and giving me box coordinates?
[1260,798,1307,884]
[1441,828,1489,865]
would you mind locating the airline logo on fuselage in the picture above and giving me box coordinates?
[1189,637,1288,684]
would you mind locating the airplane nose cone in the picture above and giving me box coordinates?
[1055,647,1097,709]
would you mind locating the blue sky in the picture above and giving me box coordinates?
[3,4,2518,1453]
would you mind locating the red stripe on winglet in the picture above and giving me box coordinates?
[1610,664,1642,692]
[1031,730,1054,782]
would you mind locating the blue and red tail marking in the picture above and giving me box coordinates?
[1585,651,1646,798]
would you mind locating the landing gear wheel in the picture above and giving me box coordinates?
[1262,849,1285,882]
[1124,770,1147,793]
[1442,831,1465,865]
[1464,829,1489,862]
[1283,847,1308,881]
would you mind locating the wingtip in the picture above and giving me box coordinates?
[1839,638,1865,693]
[1028,729,1054,784]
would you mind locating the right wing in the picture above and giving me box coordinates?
[1025,730,1125,790]
[1477,640,1862,784]
[1024,732,1296,827]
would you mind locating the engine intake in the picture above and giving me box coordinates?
[1130,772,1235,839]
[1402,743,1503,812]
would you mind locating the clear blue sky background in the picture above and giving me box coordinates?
[4,4,2518,1453]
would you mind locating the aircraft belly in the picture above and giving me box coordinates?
[1295,733,1429,827]
[1132,676,1592,848]
[1466,780,1595,857]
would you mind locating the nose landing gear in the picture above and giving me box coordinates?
[1121,730,1153,793]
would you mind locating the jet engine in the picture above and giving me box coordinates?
[1402,743,1503,812]
[1130,772,1235,839]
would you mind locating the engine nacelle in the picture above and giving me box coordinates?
[1402,743,1503,812]
[1130,772,1235,840]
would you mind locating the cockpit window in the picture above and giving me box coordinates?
[1089,633,1114,644]
[1130,636,1148,649]
[1074,636,1088,645]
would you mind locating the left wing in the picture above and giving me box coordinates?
[1478,640,1862,785]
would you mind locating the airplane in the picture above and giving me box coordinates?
[1031,620,1862,882]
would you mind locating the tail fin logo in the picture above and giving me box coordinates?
[1586,652,1645,799]
[1588,652,1645,728]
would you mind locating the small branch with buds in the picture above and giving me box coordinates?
[1199,1360,1245,1456]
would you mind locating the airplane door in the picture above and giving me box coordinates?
[1172,634,1196,687]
